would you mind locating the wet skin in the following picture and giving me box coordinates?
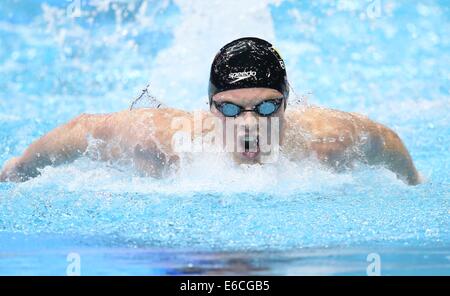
[0,88,421,185]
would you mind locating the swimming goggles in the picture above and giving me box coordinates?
[213,97,284,117]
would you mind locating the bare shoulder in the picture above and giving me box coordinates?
[285,105,420,184]
[80,108,190,135]
[68,107,193,154]
[102,107,191,124]
[288,104,367,125]
[286,105,368,143]
[285,105,395,138]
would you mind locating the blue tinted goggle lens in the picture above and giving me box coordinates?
[221,103,241,117]
[257,101,278,116]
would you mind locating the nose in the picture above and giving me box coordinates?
[242,110,259,123]
[236,111,258,134]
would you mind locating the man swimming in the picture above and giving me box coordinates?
[0,37,421,185]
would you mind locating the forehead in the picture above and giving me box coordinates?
[212,88,283,104]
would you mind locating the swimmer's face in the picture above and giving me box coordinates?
[211,88,286,164]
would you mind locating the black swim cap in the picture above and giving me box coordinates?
[208,37,289,107]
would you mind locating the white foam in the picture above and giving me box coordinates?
[17,151,405,198]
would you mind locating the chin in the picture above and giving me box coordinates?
[232,152,261,165]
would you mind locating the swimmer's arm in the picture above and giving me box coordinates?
[366,124,421,186]
[0,114,97,182]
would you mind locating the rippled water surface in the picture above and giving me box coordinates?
[0,0,449,275]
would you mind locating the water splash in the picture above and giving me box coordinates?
[1,153,448,251]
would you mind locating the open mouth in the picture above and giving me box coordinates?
[240,134,260,160]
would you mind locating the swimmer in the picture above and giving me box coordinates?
[0,37,421,185]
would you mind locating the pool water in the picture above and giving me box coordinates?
[0,0,449,275]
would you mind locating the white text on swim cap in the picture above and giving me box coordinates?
[228,71,257,84]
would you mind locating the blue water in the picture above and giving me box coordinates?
[0,0,449,275]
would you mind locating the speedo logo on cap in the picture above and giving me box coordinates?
[228,71,257,84]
